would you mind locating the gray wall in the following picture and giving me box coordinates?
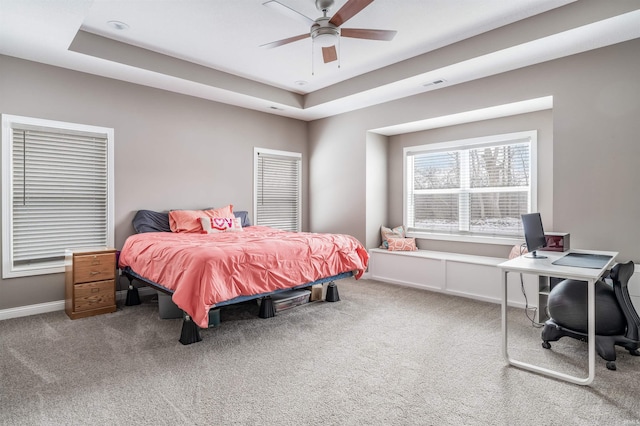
[1,37,639,311]
[309,38,640,262]
[366,132,389,251]
[0,55,308,310]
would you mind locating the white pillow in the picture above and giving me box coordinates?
[200,216,243,233]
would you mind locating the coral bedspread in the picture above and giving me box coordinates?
[118,226,369,328]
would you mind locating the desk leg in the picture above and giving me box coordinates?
[501,269,509,361]
[586,278,596,383]
[502,270,596,386]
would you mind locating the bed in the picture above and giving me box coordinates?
[118,208,369,344]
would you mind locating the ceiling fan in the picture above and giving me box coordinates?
[261,0,397,65]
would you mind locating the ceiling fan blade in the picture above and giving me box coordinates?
[329,0,374,27]
[262,0,315,26]
[260,33,310,49]
[322,45,338,63]
[340,28,397,41]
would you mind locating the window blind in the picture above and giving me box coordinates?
[406,133,534,238]
[10,126,108,266]
[255,150,301,232]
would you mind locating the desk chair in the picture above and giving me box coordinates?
[541,261,640,370]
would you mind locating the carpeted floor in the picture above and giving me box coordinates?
[1,277,639,425]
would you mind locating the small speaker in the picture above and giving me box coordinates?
[541,232,570,252]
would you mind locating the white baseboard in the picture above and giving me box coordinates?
[0,287,157,321]
[0,300,66,321]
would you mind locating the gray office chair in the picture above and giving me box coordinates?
[541,261,640,370]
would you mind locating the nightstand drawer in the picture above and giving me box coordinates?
[74,253,116,283]
[74,280,115,312]
[65,248,117,320]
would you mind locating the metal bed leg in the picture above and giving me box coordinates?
[179,314,202,345]
[325,282,340,302]
[124,276,141,306]
[258,296,276,318]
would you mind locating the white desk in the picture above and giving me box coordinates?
[499,249,618,385]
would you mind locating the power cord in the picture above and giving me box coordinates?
[520,272,545,328]
[517,242,546,328]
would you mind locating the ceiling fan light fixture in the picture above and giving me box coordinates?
[311,26,339,47]
[261,0,396,71]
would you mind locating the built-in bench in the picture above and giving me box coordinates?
[368,248,541,309]
[367,248,640,314]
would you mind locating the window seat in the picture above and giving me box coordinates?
[367,248,536,308]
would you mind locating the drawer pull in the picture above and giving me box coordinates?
[91,259,101,265]
[91,288,99,293]
[90,271,101,276]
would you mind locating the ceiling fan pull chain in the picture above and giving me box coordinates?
[312,38,315,76]
[338,35,341,69]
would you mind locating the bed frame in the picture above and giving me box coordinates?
[122,266,351,345]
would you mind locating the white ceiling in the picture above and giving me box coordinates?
[1,0,639,121]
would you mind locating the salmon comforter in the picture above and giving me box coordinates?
[118,226,369,328]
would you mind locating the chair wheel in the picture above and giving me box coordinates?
[542,341,551,349]
[629,349,640,356]
[606,361,617,371]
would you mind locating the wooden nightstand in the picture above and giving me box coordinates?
[65,248,117,319]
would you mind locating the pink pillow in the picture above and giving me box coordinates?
[200,216,243,233]
[387,237,417,251]
[169,205,234,233]
[380,225,405,249]
[509,244,527,259]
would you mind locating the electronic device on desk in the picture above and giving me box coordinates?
[521,213,611,269]
[521,213,548,259]
[541,232,570,252]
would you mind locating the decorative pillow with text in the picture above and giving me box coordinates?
[200,216,243,233]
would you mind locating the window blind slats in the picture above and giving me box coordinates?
[10,128,109,263]
[255,151,301,232]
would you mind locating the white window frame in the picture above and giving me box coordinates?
[1,114,114,278]
[253,147,302,232]
[403,131,537,245]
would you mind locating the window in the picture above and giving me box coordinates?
[254,148,301,232]
[404,131,536,243]
[2,115,114,278]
